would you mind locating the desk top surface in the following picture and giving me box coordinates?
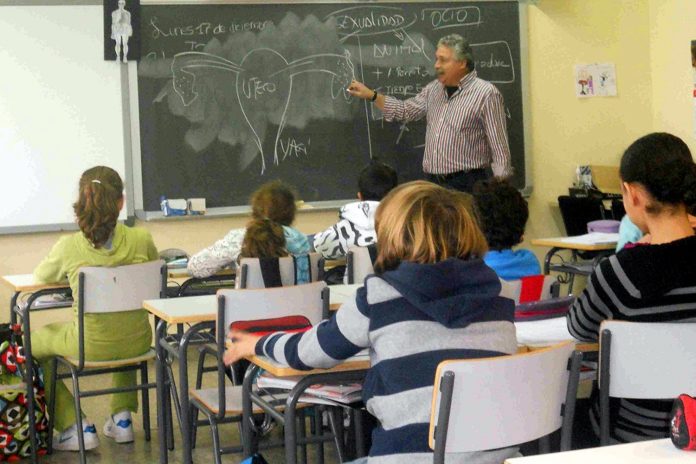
[167,267,235,279]
[1,274,69,292]
[515,317,597,352]
[505,439,687,463]
[143,284,361,324]
[531,237,616,251]
[247,354,370,377]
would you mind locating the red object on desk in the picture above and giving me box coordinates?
[230,315,312,337]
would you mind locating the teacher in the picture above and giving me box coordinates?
[348,34,512,193]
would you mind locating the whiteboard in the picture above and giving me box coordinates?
[0,5,128,232]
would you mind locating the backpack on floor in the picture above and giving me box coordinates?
[0,324,49,461]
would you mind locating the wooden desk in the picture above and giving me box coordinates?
[1,274,71,460]
[143,284,356,464]
[243,353,369,464]
[515,317,598,353]
[143,295,217,464]
[1,274,69,293]
[532,235,616,294]
[505,439,687,463]
[328,283,361,310]
[531,237,616,252]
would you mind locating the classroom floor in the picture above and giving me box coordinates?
[39,349,343,464]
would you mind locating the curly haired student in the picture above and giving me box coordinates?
[473,178,540,280]
[187,181,310,283]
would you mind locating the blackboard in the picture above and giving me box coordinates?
[136,1,525,212]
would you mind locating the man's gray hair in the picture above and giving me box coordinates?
[437,34,475,70]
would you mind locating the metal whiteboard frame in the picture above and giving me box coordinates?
[0,0,137,234]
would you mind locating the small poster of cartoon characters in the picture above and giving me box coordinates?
[574,63,617,98]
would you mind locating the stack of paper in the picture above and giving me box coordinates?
[559,232,619,245]
[257,372,363,405]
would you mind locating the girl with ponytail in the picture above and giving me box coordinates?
[33,166,158,452]
[568,133,696,443]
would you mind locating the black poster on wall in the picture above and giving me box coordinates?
[103,0,141,62]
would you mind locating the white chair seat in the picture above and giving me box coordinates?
[189,385,310,415]
[64,348,155,368]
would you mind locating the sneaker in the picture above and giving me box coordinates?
[103,411,134,443]
[53,422,99,451]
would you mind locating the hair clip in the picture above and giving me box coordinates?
[91,179,102,184]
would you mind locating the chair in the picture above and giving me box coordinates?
[345,244,377,284]
[46,260,167,464]
[598,321,696,445]
[189,281,329,464]
[429,342,582,463]
[237,253,325,289]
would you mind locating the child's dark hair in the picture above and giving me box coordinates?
[240,218,288,259]
[620,132,696,214]
[250,180,297,225]
[73,166,123,248]
[472,179,528,251]
[358,162,398,201]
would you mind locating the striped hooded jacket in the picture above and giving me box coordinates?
[256,258,518,463]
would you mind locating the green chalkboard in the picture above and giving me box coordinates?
[137,1,524,211]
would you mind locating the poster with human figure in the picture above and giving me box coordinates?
[103,0,140,62]
[574,63,617,98]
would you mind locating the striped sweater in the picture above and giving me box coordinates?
[381,70,512,178]
[256,258,518,463]
[567,235,696,442]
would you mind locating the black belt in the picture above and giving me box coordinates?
[430,168,486,181]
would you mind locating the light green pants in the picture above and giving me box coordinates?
[31,313,151,432]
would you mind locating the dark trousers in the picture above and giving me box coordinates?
[425,168,491,193]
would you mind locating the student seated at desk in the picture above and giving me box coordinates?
[32,166,158,451]
[472,178,541,280]
[312,161,398,260]
[225,181,518,464]
[187,181,309,282]
[567,132,696,443]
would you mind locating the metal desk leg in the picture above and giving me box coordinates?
[242,364,261,457]
[155,318,169,464]
[543,247,562,275]
[177,322,213,464]
[16,302,38,464]
[10,291,19,325]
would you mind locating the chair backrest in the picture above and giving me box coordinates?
[600,321,696,399]
[429,341,580,455]
[237,254,324,289]
[498,275,557,305]
[558,195,606,236]
[219,280,328,336]
[346,244,377,284]
[79,260,166,313]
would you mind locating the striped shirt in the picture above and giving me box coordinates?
[567,235,696,442]
[256,258,518,463]
[382,70,512,177]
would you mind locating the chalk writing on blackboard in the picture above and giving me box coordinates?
[171,49,354,173]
